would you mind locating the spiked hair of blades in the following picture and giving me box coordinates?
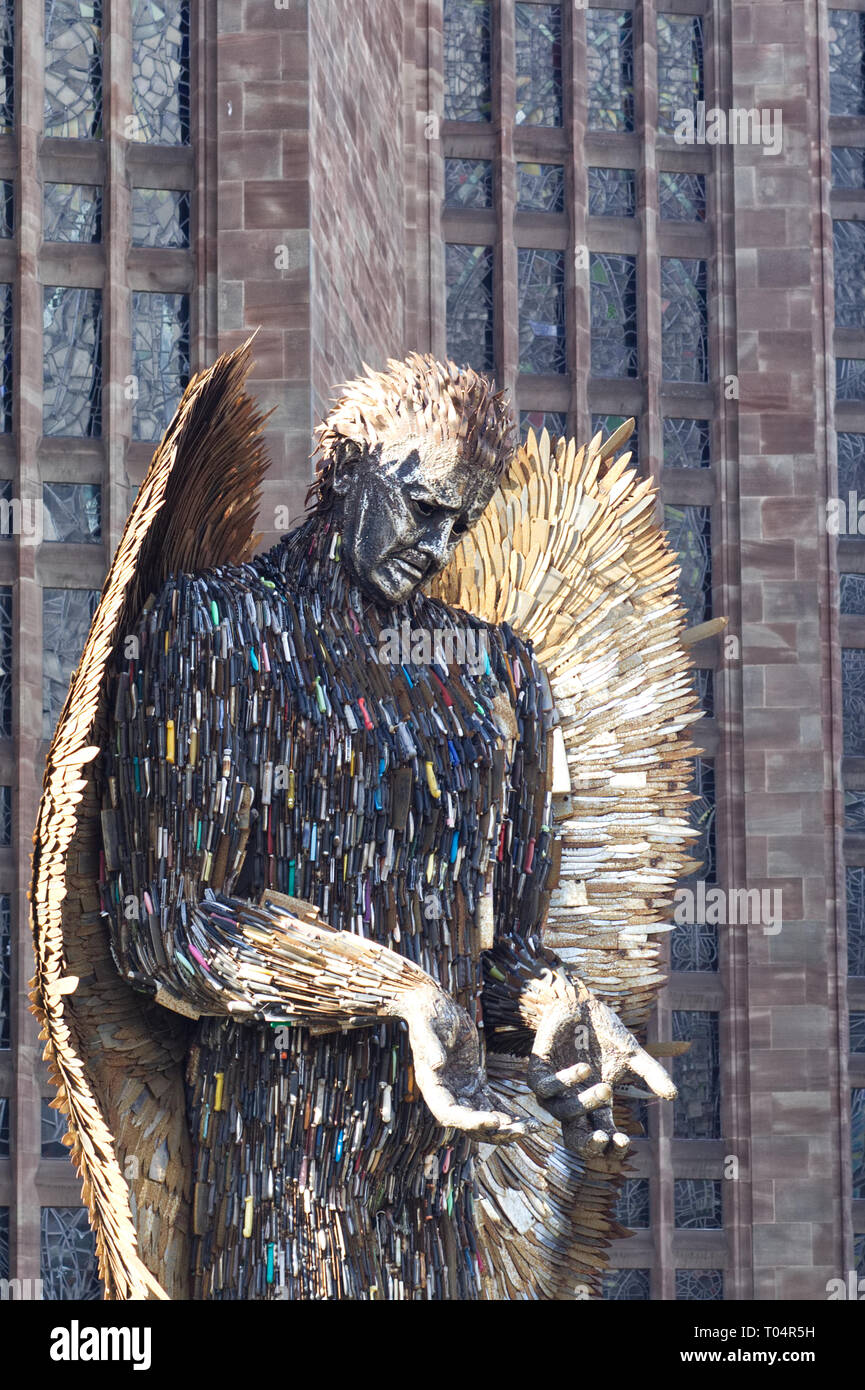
[308,352,516,511]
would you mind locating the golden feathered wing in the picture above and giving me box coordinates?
[29,339,271,1299]
[430,423,707,1300]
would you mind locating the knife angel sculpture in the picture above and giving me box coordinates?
[30,340,706,1300]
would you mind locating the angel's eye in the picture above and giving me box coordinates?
[452,516,469,536]
[413,498,435,518]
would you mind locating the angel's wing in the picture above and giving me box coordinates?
[29,338,271,1299]
[431,422,710,1299]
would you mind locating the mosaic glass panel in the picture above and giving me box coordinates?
[0,1096,7,1156]
[42,588,100,741]
[0,589,10,739]
[694,668,714,717]
[837,359,865,401]
[517,162,565,213]
[518,248,566,374]
[602,1268,650,1300]
[657,14,704,136]
[856,1233,865,1280]
[0,181,12,237]
[838,433,865,495]
[834,220,865,330]
[590,253,637,378]
[833,147,865,189]
[672,1009,721,1139]
[853,1088,865,1198]
[588,166,635,217]
[674,1179,723,1229]
[0,784,9,846]
[444,158,493,210]
[43,483,102,544]
[514,3,562,127]
[42,1097,68,1158]
[0,894,9,1049]
[587,9,634,133]
[443,0,492,122]
[44,0,102,139]
[43,287,102,437]
[661,258,708,383]
[829,10,865,116]
[591,413,638,467]
[846,866,865,975]
[659,170,706,222]
[131,187,190,247]
[43,183,101,243]
[40,1207,102,1300]
[0,283,10,432]
[131,291,189,442]
[0,1,11,134]
[850,1010,865,1053]
[675,1269,723,1300]
[520,410,567,442]
[615,1178,650,1229]
[132,0,189,144]
[664,417,711,469]
[845,789,865,831]
[0,1209,7,1280]
[841,573,865,615]
[842,649,865,759]
[664,504,712,626]
[446,244,494,374]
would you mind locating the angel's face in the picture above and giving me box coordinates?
[333,437,497,605]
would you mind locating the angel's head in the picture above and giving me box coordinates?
[309,353,514,605]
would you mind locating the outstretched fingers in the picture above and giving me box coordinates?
[627,1047,678,1100]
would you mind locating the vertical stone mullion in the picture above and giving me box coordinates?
[495,0,518,396]
[637,0,662,493]
[569,1,588,442]
[104,0,131,560]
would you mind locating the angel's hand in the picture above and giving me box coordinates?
[527,979,676,1158]
[399,984,536,1143]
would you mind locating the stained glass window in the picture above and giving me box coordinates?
[443,0,492,122]
[520,410,567,442]
[43,287,102,438]
[673,1009,721,1139]
[659,171,706,222]
[664,417,710,469]
[42,1098,68,1158]
[0,283,11,433]
[695,668,714,717]
[444,159,493,210]
[43,483,101,544]
[833,148,865,189]
[592,414,638,468]
[587,9,634,133]
[675,1268,723,1300]
[131,187,190,247]
[42,588,100,741]
[40,1207,102,1300]
[845,790,865,831]
[590,253,637,378]
[829,10,865,116]
[852,1088,865,1198]
[43,183,102,244]
[518,248,566,375]
[0,181,12,237]
[842,649,865,759]
[838,433,865,495]
[44,0,102,139]
[602,1268,650,1300]
[674,1179,722,1229]
[0,1,11,134]
[0,589,10,739]
[837,359,865,401]
[0,894,9,1048]
[0,1208,7,1280]
[661,258,708,383]
[132,0,190,145]
[131,291,190,442]
[834,221,865,330]
[851,1011,865,1053]
[514,4,562,128]
[615,1178,650,1229]
[657,14,703,137]
[588,167,635,218]
[0,784,9,846]
[841,574,865,615]
[856,1233,865,1280]
[446,244,495,374]
[846,866,865,975]
[665,504,712,627]
[0,1095,7,1156]
[517,163,565,213]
